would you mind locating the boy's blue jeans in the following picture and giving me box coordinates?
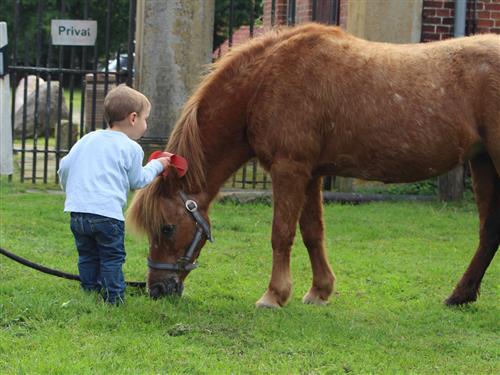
[70,212,126,304]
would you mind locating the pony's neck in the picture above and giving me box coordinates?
[177,45,269,206]
[190,99,255,206]
[201,140,254,202]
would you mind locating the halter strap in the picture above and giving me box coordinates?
[147,191,213,273]
[147,257,198,271]
[179,191,213,242]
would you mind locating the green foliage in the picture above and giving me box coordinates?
[1,178,499,373]
[356,176,473,197]
[365,179,439,196]
[0,0,131,69]
[386,179,438,195]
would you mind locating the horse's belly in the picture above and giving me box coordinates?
[317,145,473,183]
[316,116,483,182]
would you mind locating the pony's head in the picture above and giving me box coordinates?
[127,174,211,298]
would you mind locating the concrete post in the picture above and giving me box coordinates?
[0,22,13,176]
[338,0,423,193]
[347,0,423,43]
[437,0,467,201]
[134,0,215,155]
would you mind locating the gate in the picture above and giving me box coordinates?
[7,0,136,184]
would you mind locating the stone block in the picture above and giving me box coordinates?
[14,75,69,138]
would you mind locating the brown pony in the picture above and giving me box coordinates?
[127,23,500,307]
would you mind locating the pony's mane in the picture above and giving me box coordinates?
[165,96,205,192]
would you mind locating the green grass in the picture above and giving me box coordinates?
[0,177,499,374]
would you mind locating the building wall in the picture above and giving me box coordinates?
[296,0,313,24]
[476,0,500,33]
[264,0,500,38]
[339,0,348,28]
[264,0,346,28]
[422,0,500,41]
[263,0,288,28]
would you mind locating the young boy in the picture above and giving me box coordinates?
[58,84,170,304]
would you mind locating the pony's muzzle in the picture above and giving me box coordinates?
[149,278,184,299]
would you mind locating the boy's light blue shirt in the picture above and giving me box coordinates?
[58,129,163,221]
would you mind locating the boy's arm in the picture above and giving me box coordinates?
[57,155,70,191]
[128,152,165,190]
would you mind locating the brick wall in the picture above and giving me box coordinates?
[475,0,500,33]
[296,0,313,24]
[263,0,346,28]
[264,1,499,38]
[263,0,288,28]
[422,0,500,42]
[338,0,347,28]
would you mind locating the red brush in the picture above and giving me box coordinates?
[148,151,188,177]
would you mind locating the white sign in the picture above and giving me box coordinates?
[51,20,97,46]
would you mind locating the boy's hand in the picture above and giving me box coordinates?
[156,156,171,170]
[147,151,187,177]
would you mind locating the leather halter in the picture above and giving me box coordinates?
[147,192,213,273]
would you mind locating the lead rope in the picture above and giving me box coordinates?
[0,246,146,288]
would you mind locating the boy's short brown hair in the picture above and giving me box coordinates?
[103,84,151,126]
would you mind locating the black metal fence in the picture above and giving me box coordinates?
[7,0,340,190]
[7,0,136,184]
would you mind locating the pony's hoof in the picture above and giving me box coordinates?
[255,292,282,308]
[302,292,329,305]
[444,293,477,306]
[444,286,478,306]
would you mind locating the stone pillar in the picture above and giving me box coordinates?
[347,0,423,43]
[135,0,215,154]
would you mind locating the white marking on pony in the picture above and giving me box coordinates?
[478,63,491,73]
[393,93,404,103]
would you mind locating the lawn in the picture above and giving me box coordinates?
[0,178,498,374]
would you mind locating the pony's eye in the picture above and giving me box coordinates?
[161,224,176,238]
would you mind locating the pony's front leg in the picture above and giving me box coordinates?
[300,177,335,305]
[256,160,310,308]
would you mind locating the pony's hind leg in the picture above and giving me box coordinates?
[255,159,311,308]
[299,177,335,305]
[445,153,500,305]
